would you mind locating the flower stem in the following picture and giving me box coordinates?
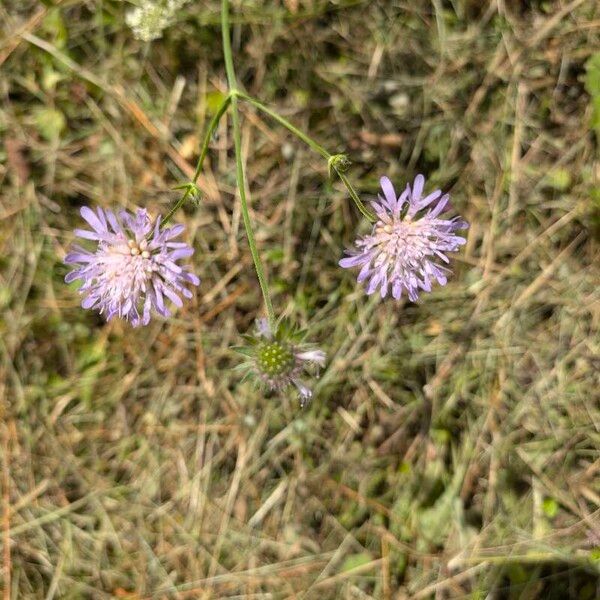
[161,185,192,228]
[236,91,375,222]
[237,92,330,159]
[336,172,374,222]
[222,0,276,326]
[192,94,232,183]
[162,94,232,227]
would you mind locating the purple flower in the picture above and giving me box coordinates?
[339,175,468,301]
[64,206,199,326]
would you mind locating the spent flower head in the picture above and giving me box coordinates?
[64,206,199,326]
[237,319,326,407]
[339,174,468,301]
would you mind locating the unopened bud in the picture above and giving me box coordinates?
[328,154,352,178]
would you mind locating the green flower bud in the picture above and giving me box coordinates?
[328,154,352,178]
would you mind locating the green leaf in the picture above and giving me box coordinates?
[42,8,68,49]
[584,52,600,134]
[76,339,105,371]
[543,168,571,191]
[0,284,10,309]
[231,346,254,357]
[542,497,558,519]
[398,461,411,474]
[205,90,228,115]
[584,53,600,97]
[41,66,63,92]
[264,247,284,262]
[340,553,372,572]
[431,428,451,444]
[34,107,65,141]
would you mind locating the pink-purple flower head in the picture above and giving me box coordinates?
[339,174,468,302]
[64,206,199,327]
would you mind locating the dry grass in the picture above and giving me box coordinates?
[0,0,599,598]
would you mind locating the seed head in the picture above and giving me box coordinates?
[257,341,295,377]
[237,319,326,407]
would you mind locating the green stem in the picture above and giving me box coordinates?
[222,0,276,326]
[237,92,330,160]
[221,0,237,95]
[337,172,374,222]
[162,94,232,227]
[192,94,232,183]
[237,91,375,222]
[161,186,192,228]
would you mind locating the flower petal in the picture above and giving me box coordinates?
[80,206,107,234]
[411,174,425,202]
[339,253,368,268]
[380,176,397,208]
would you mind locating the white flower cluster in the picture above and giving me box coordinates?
[125,0,191,41]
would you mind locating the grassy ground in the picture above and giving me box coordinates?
[1,0,599,598]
